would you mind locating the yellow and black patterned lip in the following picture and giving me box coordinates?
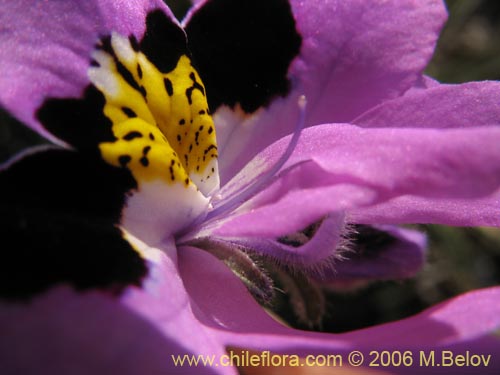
[36,10,188,151]
[3,0,303,300]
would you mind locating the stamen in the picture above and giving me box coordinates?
[205,95,307,221]
[181,237,275,304]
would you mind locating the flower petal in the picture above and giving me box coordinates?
[0,147,147,299]
[0,241,237,375]
[3,245,498,374]
[0,0,177,142]
[349,190,500,227]
[221,213,346,268]
[180,247,500,371]
[185,0,447,181]
[314,225,427,284]
[0,287,223,375]
[288,0,447,124]
[215,124,500,237]
[354,81,500,129]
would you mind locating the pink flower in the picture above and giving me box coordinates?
[1,0,499,373]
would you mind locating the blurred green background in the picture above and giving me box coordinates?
[0,0,499,333]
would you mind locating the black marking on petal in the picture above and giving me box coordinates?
[185,0,302,113]
[199,110,206,115]
[208,126,213,134]
[137,64,143,79]
[0,149,146,301]
[37,85,114,151]
[140,156,149,167]
[186,72,205,105]
[97,36,114,55]
[139,85,147,98]
[184,178,189,185]
[142,146,151,155]
[118,154,132,167]
[113,55,143,95]
[177,135,181,142]
[129,35,140,52]
[97,38,148,99]
[121,107,137,118]
[149,132,155,140]
[123,131,142,141]
[169,160,176,181]
[179,119,186,125]
[140,10,188,73]
[204,144,217,155]
[164,77,174,96]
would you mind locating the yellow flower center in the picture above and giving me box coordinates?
[88,32,219,197]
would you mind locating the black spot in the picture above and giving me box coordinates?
[137,64,143,79]
[184,178,189,185]
[140,10,188,73]
[143,146,151,155]
[121,107,137,118]
[139,85,147,98]
[140,157,149,167]
[164,78,174,96]
[0,149,146,301]
[186,72,205,105]
[97,36,114,55]
[195,131,200,145]
[98,36,148,99]
[179,119,186,125]
[189,144,193,152]
[177,135,181,142]
[199,110,206,115]
[199,125,204,131]
[129,35,140,52]
[37,85,114,151]
[123,131,142,141]
[115,59,142,94]
[208,126,214,134]
[204,144,217,155]
[185,0,302,113]
[118,154,132,167]
[149,133,155,140]
[90,59,100,67]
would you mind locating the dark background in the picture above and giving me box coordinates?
[1,0,499,332]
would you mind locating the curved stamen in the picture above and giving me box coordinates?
[205,95,307,222]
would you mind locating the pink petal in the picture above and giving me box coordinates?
[0,0,176,143]
[196,0,447,180]
[354,81,500,129]
[215,124,500,237]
